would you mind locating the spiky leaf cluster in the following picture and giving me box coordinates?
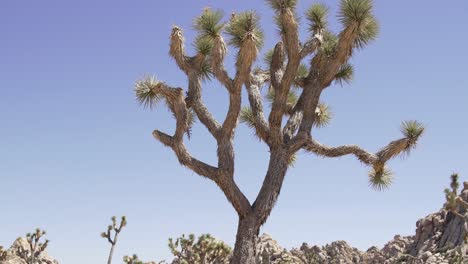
[314,102,332,128]
[193,36,214,56]
[320,31,339,57]
[306,3,329,33]
[338,0,373,25]
[168,234,231,264]
[368,166,393,191]
[335,63,354,85]
[135,76,163,109]
[266,0,298,12]
[338,0,379,49]
[400,120,425,153]
[194,8,224,38]
[240,107,256,130]
[225,11,264,49]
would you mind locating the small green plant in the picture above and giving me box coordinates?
[101,216,127,264]
[444,173,468,243]
[16,228,49,264]
[168,234,231,264]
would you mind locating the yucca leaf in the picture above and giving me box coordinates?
[306,3,329,33]
[134,75,163,109]
[314,102,332,128]
[355,15,379,49]
[266,0,298,12]
[320,30,338,57]
[335,63,354,86]
[225,11,264,49]
[194,8,225,38]
[193,36,214,56]
[368,167,393,191]
[401,120,425,142]
[338,0,374,26]
[240,107,256,129]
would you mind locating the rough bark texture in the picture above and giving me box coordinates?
[231,217,260,264]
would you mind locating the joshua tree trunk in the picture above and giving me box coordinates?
[107,243,115,264]
[136,1,425,263]
[232,216,260,264]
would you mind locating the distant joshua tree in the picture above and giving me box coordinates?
[16,228,50,264]
[123,254,164,264]
[444,173,468,242]
[101,216,127,264]
[168,234,231,264]
[134,0,424,263]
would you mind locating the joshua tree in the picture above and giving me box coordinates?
[169,234,231,264]
[101,216,127,264]
[123,254,164,264]
[444,173,468,242]
[134,0,424,262]
[16,228,50,264]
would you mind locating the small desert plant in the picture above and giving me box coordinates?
[16,228,50,264]
[101,216,127,264]
[444,173,468,243]
[168,234,231,264]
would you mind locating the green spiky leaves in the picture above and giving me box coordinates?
[135,76,163,109]
[193,36,214,56]
[339,0,379,49]
[368,166,393,191]
[401,120,425,152]
[335,63,354,86]
[401,120,425,141]
[194,8,225,38]
[306,3,329,33]
[266,0,298,11]
[314,102,332,128]
[339,0,373,25]
[226,11,264,49]
[356,14,379,49]
[320,31,339,57]
[240,107,256,130]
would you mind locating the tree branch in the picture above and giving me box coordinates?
[169,26,191,74]
[211,36,234,90]
[245,72,270,143]
[268,8,301,145]
[186,73,221,138]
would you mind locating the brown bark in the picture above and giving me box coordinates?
[231,216,260,264]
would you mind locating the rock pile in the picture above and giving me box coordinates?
[0,237,59,264]
[256,182,468,264]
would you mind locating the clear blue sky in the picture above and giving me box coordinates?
[1,0,467,263]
